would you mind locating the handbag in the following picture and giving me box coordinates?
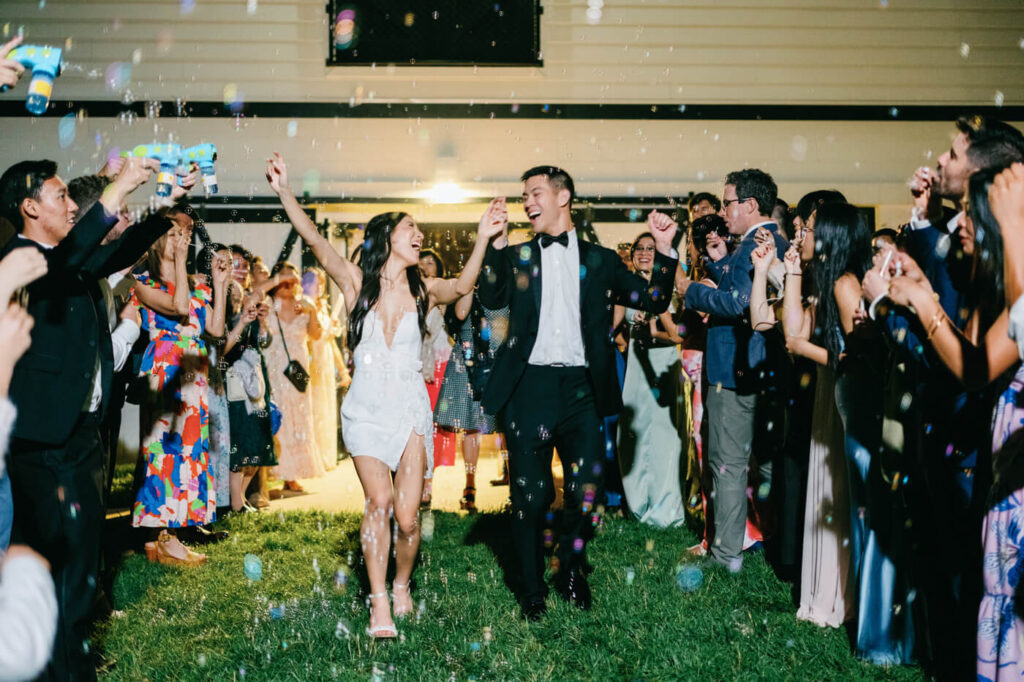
[274,307,310,393]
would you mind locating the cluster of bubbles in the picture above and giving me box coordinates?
[334,8,357,50]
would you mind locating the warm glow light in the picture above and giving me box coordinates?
[426,181,467,204]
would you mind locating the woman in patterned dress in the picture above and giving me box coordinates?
[433,292,507,513]
[306,267,342,473]
[131,210,228,561]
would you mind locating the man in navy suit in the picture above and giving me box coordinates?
[676,169,789,571]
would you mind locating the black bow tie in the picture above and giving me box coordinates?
[539,232,569,249]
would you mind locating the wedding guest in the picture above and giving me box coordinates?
[0,297,57,682]
[306,267,341,473]
[878,169,1022,676]
[223,295,278,513]
[676,169,789,572]
[0,248,47,551]
[264,262,324,492]
[417,250,451,507]
[131,211,228,562]
[433,292,501,514]
[688,192,721,222]
[615,231,686,527]
[0,155,163,681]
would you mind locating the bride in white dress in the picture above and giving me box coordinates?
[266,153,507,638]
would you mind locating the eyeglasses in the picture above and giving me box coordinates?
[721,197,750,208]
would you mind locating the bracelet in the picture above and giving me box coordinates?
[926,310,947,340]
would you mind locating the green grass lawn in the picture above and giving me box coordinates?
[94,510,926,681]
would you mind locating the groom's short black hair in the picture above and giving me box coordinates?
[521,166,575,203]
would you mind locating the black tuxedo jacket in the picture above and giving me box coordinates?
[2,203,172,445]
[477,235,677,418]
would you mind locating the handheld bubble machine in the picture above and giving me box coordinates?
[182,143,218,195]
[122,144,183,198]
[3,45,62,115]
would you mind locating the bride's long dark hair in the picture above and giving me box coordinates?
[347,211,429,350]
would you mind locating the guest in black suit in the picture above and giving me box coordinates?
[477,166,678,620]
[0,156,163,682]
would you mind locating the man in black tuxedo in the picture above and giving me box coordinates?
[0,155,163,682]
[477,166,678,620]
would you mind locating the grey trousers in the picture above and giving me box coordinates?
[706,386,769,568]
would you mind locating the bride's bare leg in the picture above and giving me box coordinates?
[392,432,426,616]
[352,455,396,632]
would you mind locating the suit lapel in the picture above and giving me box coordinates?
[527,237,542,314]
[577,237,591,312]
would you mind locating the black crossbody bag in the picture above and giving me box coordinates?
[274,309,310,392]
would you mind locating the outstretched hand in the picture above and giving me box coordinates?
[990,162,1024,234]
[266,152,290,196]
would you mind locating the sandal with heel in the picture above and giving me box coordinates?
[460,486,477,514]
[392,582,413,618]
[365,592,397,639]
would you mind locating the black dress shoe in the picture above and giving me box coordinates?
[522,598,547,622]
[554,569,592,610]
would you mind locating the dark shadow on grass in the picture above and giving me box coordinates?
[463,512,521,598]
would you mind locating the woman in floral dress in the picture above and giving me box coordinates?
[131,212,228,547]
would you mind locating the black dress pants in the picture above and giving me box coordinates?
[9,412,105,682]
[503,365,604,604]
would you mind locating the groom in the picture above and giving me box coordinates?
[478,166,678,620]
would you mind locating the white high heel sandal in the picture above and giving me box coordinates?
[392,582,413,617]
[366,592,397,639]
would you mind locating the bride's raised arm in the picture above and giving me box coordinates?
[266,152,362,311]
[425,197,507,307]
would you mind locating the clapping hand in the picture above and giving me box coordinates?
[0,247,47,302]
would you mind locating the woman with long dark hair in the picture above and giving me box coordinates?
[782,201,868,629]
[881,168,1021,676]
[266,153,506,639]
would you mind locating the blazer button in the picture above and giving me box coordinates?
[88,339,96,348]
[83,371,91,379]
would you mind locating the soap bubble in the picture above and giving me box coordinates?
[286,120,298,137]
[243,553,263,581]
[58,113,76,149]
[675,565,703,592]
[104,62,131,92]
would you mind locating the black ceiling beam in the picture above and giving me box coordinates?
[1,100,1021,121]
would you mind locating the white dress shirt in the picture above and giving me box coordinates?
[102,273,141,374]
[528,229,586,367]
[909,210,962,234]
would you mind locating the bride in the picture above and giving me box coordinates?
[266,153,506,638]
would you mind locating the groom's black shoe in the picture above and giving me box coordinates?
[554,568,592,610]
[521,598,547,622]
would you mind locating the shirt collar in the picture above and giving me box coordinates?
[741,220,774,241]
[946,211,963,234]
[24,237,55,250]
